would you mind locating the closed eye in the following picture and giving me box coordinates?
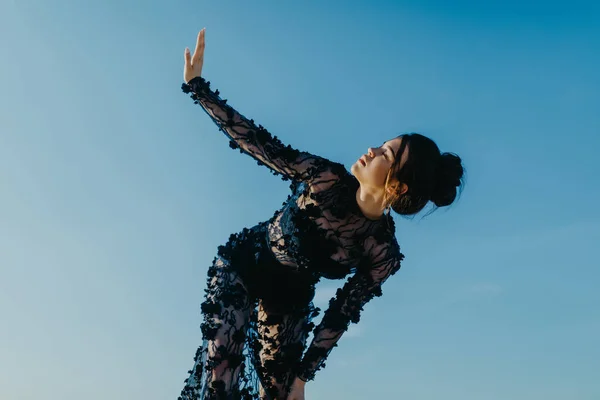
[381,142,396,161]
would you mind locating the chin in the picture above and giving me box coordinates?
[350,162,360,177]
[350,165,362,181]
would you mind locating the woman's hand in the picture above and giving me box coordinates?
[287,377,306,400]
[183,28,205,83]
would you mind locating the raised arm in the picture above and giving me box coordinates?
[182,77,333,182]
[182,29,334,182]
[296,241,404,382]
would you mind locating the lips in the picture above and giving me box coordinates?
[359,157,367,166]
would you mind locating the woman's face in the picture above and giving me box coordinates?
[351,136,406,190]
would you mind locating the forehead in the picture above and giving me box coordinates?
[384,136,409,167]
[383,136,403,152]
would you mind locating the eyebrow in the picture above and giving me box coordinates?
[382,142,396,160]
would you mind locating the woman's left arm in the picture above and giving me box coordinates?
[296,244,404,382]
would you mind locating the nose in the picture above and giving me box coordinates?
[367,148,376,157]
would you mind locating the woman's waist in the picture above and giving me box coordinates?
[230,221,312,279]
[230,223,316,311]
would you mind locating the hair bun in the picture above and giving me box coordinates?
[431,152,463,207]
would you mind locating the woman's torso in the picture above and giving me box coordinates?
[264,169,395,280]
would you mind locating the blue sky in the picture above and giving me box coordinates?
[1,1,599,399]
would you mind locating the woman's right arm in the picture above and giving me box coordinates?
[182,29,337,183]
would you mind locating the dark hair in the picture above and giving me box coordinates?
[384,133,465,216]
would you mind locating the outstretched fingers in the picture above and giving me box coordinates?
[193,28,205,63]
[184,47,191,67]
[183,28,205,83]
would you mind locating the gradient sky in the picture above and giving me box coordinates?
[1,1,599,399]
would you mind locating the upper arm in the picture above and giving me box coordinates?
[365,235,403,285]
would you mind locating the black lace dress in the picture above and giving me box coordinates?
[178,77,404,400]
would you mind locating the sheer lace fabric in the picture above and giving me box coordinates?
[179,77,404,399]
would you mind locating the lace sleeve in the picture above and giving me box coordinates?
[182,76,333,182]
[296,245,404,382]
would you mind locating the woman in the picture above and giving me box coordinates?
[178,29,464,400]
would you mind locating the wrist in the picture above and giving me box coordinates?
[295,376,307,385]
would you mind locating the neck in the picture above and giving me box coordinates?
[355,186,386,220]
